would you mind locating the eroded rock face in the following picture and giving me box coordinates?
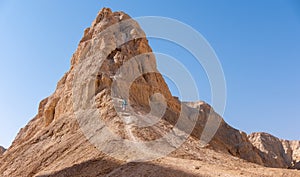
[288,141,300,166]
[248,132,300,169]
[248,132,292,168]
[0,7,299,177]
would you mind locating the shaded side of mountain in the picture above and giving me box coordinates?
[36,158,200,177]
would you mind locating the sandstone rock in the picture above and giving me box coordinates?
[184,101,206,109]
[0,7,299,177]
[0,7,177,177]
[248,132,292,168]
[288,141,300,163]
[248,132,300,169]
[281,139,300,169]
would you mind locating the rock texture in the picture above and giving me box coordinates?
[249,132,300,169]
[287,141,300,168]
[0,146,5,155]
[0,8,299,177]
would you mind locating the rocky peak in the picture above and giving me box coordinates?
[0,7,299,177]
[0,8,178,176]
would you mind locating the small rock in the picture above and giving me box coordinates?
[193,166,200,170]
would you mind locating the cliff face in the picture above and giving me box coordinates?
[0,8,299,177]
[249,132,300,169]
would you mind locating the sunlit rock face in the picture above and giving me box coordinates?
[0,7,299,177]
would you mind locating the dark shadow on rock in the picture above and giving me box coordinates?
[289,161,300,170]
[37,158,120,177]
[0,146,6,155]
[105,161,204,177]
[37,158,206,177]
[295,161,300,170]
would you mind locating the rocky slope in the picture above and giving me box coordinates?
[0,8,299,177]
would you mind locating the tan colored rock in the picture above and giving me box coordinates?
[184,101,206,109]
[0,7,299,177]
[248,132,291,168]
[288,141,300,162]
[248,132,300,169]
[280,139,300,169]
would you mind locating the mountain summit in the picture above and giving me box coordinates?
[0,8,299,177]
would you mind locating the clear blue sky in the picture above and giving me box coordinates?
[0,0,299,148]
